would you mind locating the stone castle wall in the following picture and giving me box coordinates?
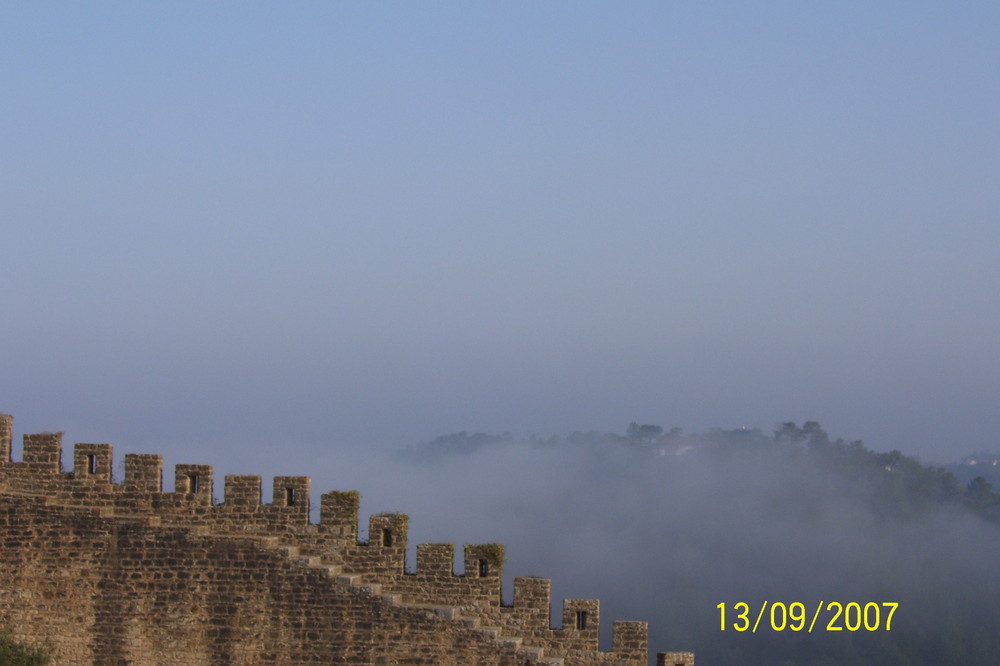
[0,414,693,665]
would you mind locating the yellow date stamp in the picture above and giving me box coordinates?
[717,601,898,632]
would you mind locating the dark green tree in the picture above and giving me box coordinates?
[626,422,663,443]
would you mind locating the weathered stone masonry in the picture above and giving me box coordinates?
[0,414,694,665]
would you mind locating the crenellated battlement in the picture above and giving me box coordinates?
[0,414,693,665]
[0,431,325,538]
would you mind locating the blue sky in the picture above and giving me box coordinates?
[2,2,999,464]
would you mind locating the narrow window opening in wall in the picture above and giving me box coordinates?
[381,528,393,547]
[576,610,588,630]
[87,454,98,475]
[188,473,200,494]
[478,558,489,577]
[286,487,296,506]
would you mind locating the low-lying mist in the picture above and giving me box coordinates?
[303,425,1000,665]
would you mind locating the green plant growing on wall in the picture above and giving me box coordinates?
[0,630,49,665]
[467,543,506,568]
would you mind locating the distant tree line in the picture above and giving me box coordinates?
[408,420,1000,526]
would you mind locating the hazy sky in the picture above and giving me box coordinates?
[3,2,999,464]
